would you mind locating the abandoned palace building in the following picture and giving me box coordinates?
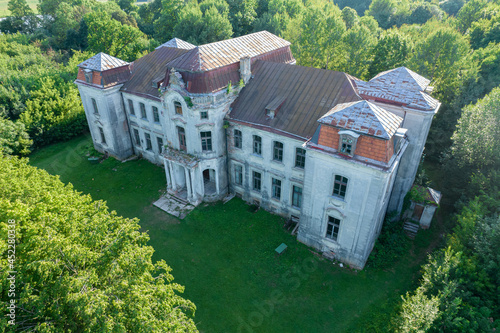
[75,31,440,269]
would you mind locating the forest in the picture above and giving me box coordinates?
[0,0,499,331]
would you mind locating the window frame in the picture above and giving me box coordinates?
[84,69,92,83]
[200,111,208,120]
[253,135,262,156]
[325,216,341,242]
[291,185,302,209]
[252,171,261,192]
[177,126,186,151]
[140,103,147,120]
[234,129,242,149]
[295,148,306,168]
[145,132,152,151]
[91,98,99,114]
[338,131,359,157]
[133,128,141,146]
[174,101,183,115]
[152,106,160,123]
[157,137,164,153]
[234,164,243,185]
[272,178,282,200]
[332,175,348,199]
[201,131,212,152]
[128,99,135,116]
[99,127,106,144]
[273,141,284,162]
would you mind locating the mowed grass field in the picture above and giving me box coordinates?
[0,0,37,17]
[29,134,440,332]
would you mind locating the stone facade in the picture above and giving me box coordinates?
[74,32,439,269]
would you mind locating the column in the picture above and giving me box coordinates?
[185,167,192,200]
[215,169,220,195]
[169,161,176,190]
[199,167,205,199]
[164,160,172,189]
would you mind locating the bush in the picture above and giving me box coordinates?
[367,213,411,269]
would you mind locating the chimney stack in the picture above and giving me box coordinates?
[240,56,251,84]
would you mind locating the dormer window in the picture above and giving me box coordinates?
[84,69,92,84]
[338,130,360,156]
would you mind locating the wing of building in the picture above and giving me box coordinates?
[75,31,440,269]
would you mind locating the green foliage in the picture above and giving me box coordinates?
[0,156,197,331]
[367,213,410,269]
[451,87,500,170]
[341,6,359,30]
[85,11,151,62]
[0,117,32,155]
[367,0,397,30]
[19,78,87,147]
[368,29,412,78]
[226,80,232,94]
[456,0,488,33]
[184,96,193,107]
[173,0,233,45]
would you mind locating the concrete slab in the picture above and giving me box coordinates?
[153,194,196,219]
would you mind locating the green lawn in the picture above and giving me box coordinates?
[29,135,439,332]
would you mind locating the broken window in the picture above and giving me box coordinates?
[272,178,281,199]
[201,131,212,151]
[326,216,341,241]
[333,175,348,199]
[292,185,302,208]
[273,141,283,162]
[253,135,262,155]
[234,129,242,149]
[253,171,261,191]
[295,148,306,168]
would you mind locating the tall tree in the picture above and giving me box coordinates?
[0,156,198,332]
[368,29,412,78]
[367,0,397,30]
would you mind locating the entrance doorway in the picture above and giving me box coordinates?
[203,168,216,195]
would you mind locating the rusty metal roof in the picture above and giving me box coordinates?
[77,52,129,71]
[156,38,196,50]
[318,101,403,139]
[120,47,189,99]
[229,61,362,139]
[166,31,292,72]
[351,67,439,111]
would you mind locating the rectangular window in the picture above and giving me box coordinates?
[295,148,306,168]
[253,135,262,155]
[91,98,99,114]
[153,106,160,123]
[272,178,281,200]
[145,133,152,150]
[177,126,186,151]
[174,101,183,115]
[140,103,147,119]
[99,127,106,144]
[273,141,283,162]
[84,70,92,83]
[200,111,208,119]
[157,137,163,153]
[234,129,242,149]
[253,171,261,192]
[201,131,212,151]
[234,165,243,185]
[128,100,135,115]
[292,185,302,208]
[333,175,348,199]
[326,216,341,241]
[133,128,140,146]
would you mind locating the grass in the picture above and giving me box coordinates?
[28,134,443,332]
[0,0,38,17]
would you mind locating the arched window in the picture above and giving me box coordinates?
[174,101,183,115]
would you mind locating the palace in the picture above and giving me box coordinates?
[75,31,440,269]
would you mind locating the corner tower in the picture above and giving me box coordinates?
[75,52,133,159]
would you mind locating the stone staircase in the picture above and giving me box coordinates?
[403,220,420,239]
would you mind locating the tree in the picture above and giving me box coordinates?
[284,1,345,70]
[341,6,359,30]
[340,24,377,79]
[4,0,36,33]
[456,0,488,33]
[451,87,500,171]
[440,0,465,17]
[0,117,32,156]
[366,0,397,30]
[152,0,182,42]
[0,156,197,332]
[85,11,149,61]
[368,29,412,78]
